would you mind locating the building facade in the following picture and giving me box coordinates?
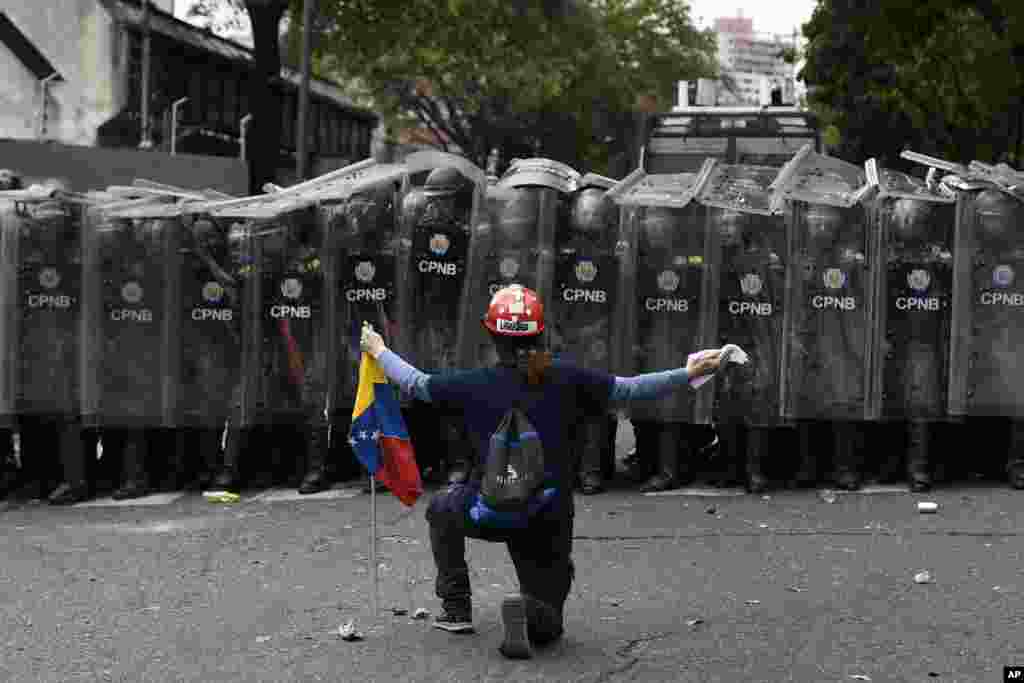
[0,0,377,181]
[712,14,797,106]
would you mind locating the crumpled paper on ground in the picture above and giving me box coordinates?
[688,344,750,389]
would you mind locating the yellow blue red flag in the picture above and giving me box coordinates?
[350,352,422,506]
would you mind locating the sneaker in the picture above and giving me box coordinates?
[432,606,474,634]
[499,595,533,660]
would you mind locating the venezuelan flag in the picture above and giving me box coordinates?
[349,352,422,506]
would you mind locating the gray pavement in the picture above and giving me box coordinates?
[0,483,1022,682]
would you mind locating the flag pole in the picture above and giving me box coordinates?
[370,473,379,618]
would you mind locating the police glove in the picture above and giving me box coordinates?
[686,350,722,378]
[360,322,387,359]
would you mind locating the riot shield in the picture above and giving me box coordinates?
[177,214,243,430]
[947,184,1024,417]
[772,147,875,420]
[863,160,956,421]
[0,190,83,424]
[208,205,330,434]
[697,162,787,427]
[454,159,572,369]
[552,173,622,483]
[326,167,407,422]
[392,151,487,372]
[550,173,620,371]
[610,168,717,424]
[81,199,182,428]
[205,162,406,436]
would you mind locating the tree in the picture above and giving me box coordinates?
[185,0,290,192]
[302,0,717,175]
[801,0,1024,168]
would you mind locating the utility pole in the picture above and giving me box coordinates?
[296,0,316,180]
[139,0,153,149]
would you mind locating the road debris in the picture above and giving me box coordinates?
[338,621,363,641]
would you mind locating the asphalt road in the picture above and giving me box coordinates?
[1,483,1022,683]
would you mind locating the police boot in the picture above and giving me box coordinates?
[624,421,653,483]
[790,422,819,488]
[578,420,606,495]
[212,427,242,491]
[640,426,680,493]
[1007,456,1024,490]
[299,426,331,494]
[0,428,17,499]
[1006,419,1024,490]
[113,431,150,500]
[832,422,861,491]
[196,427,225,490]
[746,426,768,494]
[905,420,932,493]
[10,422,58,501]
[49,422,91,505]
[707,423,743,488]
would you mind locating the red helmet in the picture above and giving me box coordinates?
[482,284,544,337]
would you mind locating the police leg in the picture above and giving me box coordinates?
[791,420,819,488]
[746,425,769,494]
[299,422,330,494]
[640,422,682,493]
[1007,419,1024,490]
[185,422,225,491]
[578,418,607,495]
[443,414,473,486]
[11,415,59,501]
[0,427,17,499]
[113,428,151,500]
[49,418,91,505]
[832,420,862,491]
[624,420,654,484]
[505,511,574,654]
[603,415,618,482]
[213,424,243,491]
[213,384,245,491]
[405,401,440,483]
[706,421,742,487]
[906,419,932,492]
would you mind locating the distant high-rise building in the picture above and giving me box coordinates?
[709,13,797,107]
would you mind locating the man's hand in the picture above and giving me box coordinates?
[360,322,387,359]
[686,350,722,378]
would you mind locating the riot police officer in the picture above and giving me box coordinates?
[176,216,240,490]
[555,176,620,494]
[394,165,478,485]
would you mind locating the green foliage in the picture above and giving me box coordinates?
[801,0,1024,168]
[299,0,718,172]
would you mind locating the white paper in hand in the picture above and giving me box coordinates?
[688,344,750,389]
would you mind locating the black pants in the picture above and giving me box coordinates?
[426,483,573,644]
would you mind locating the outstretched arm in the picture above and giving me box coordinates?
[361,323,433,403]
[609,352,721,405]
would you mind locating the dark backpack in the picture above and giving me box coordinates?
[479,405,546,512]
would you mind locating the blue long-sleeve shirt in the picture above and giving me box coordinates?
[375,349,690,407]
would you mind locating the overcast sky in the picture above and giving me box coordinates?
[685,0,818,39]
